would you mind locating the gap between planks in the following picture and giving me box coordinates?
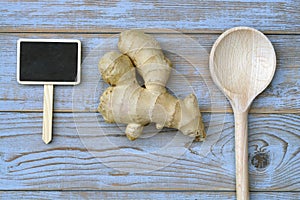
[1,109,299,114]
[2,30,300,35]
[0,189,234,192]
[0,189,300,192]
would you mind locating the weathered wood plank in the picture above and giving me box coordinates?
[0,112,299,191]
[0,0,299,33]
[0,33,299,112]
[1,191,299,200]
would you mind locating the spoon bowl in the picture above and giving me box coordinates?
[210,27,276,112]
[209,27,276,200]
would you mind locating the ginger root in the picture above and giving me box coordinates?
[98,30,206,141]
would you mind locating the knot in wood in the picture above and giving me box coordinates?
[250,151,270,171]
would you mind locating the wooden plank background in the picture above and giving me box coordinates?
[0,0,299,199]
[1,112,299,191]
[1,191,300,200]
[0,0,300,34]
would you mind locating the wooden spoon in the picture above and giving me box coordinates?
[209,27,276,200]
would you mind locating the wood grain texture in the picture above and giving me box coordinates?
[234,111,249,200]
[42,84,53,144]
[1,191,299,200]
[0,0,300,33]
[0,112,299,191]
[1,0,299,198]
[0,33,299,113]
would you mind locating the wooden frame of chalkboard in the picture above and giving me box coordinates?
[17,38,81,85]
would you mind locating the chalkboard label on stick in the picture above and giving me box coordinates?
[17,39,81,144]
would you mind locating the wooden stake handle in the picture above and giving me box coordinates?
[42,84,53,144]
[234,110,249,200]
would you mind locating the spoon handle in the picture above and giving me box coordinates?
[234,110,250,200]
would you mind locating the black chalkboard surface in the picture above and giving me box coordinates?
[17,39,81,144]
[17,39,81,85]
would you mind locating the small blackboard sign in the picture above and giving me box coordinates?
[17,39,81,144]
[17,39,81,85]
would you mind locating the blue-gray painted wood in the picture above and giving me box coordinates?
[0,112,299,190]
[1,0,299,198]
[0,0,299,33]
[0,191,299,200]
[0,33,299,112]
